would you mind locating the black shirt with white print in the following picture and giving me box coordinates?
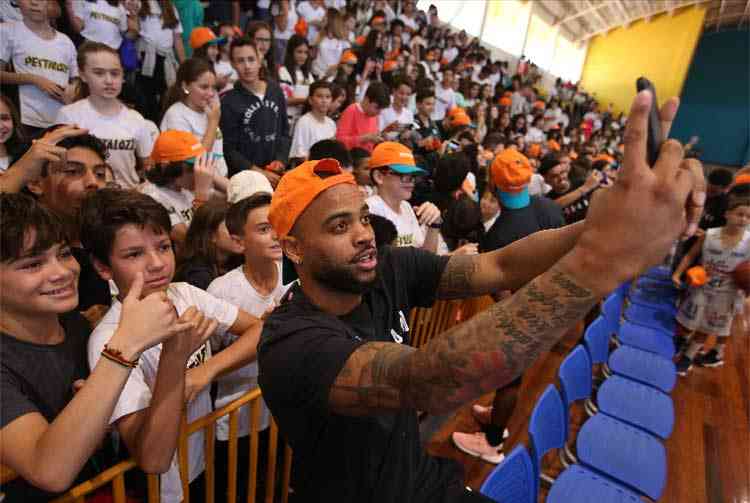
[258,246,493,503]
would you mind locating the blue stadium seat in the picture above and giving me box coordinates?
[547,464,643,503]
[480,446,536,503]
[624,302,677,334]
[576,413,667,500]
[608,344,676,393]
[618,320,676,358]
[596,375,675,439]
[584,316,677,393]
[557,347,668,500]
[480,444,642,503]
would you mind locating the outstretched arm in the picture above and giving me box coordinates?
[436,221,583,299]
[329,252,598,416]
[328,89,704,417]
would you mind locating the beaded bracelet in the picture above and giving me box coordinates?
[101,344,138,368]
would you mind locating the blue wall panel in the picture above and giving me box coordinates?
[670,28,749,166]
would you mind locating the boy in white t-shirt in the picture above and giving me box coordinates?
[80,188,263,503]
[289,80,337,160]
[378,76,414,140]
[0,1,79,132]
[365,142,441,252]
[208,192,289,502]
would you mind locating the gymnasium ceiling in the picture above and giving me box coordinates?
[532,0,750,42]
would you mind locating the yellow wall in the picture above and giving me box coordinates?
[580,6,706,114]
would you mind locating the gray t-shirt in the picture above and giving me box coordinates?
[0,312,93,501]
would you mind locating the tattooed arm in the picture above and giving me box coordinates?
[436,221,584,300]
[328,89,703,417]
[329,248,603,416]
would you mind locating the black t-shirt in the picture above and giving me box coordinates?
[258,246,490,503]
[548,183,594,224]
[72,247,111,311]
[0,312,101,502]
[480,196,564,252]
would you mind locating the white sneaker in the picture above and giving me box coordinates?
[451,431,505,464]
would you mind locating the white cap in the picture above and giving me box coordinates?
[227,171,273,204]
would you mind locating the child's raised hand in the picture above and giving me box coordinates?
[193,153,216,200]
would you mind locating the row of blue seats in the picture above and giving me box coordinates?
[480,265,681,503]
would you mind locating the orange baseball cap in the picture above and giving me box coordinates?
[383,59,399,72]
[446,106,463,119]
[490,149,532,209]
[499,96,512,107]
[503,91,512,98]
[340,50,358,65]
[189,27,225,50]
[371,15,385,26]
[449,110,472,128]
[151,130,206,164]
[268,158,356,238]
[548,139,561,151]
[594,154,615,164]
[527,143,542,158]
[735,174,750,186]
[368,141,425,174]
[686,265,708,287]
[355,35,366,47]
[533,100,545,110]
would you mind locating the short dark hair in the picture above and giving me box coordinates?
[38,128,109,176]
[79,189,172,266]
[225,192,273,236]
[145,161,190,187]
[708,168,734,187]
[416,90,435,103]
[538,154,562,176]
[368,214,397,248]
[229,35,258,61]
[349,147,370,166]
[309,80,333,97]
[393,75,414,92]
[364,81,391,109]
[0,193,67,263]
[309,139,352,168]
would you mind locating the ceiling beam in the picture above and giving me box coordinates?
[583,0,610,31]
[716,0,727,30]
[576,0,710,41]
[741,0,750,26]
[554,2,605,25]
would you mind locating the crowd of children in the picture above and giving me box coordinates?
[0,0,742,501]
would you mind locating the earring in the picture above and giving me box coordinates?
[183,88,189,95]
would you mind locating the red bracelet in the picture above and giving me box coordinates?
[101,344,138,368]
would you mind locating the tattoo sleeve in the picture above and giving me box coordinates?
[328,261,596,416]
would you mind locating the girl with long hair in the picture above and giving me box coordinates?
[278,34,315,130]
[312,9,350,78]
[56,42,152,189]
[162,58,230,184]
[175,199,242,290]
[0,95,27,171]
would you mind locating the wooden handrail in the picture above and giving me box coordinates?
[3,387,289,503]
[3,297,497,502]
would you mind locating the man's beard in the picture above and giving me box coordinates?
[313,261,377,295]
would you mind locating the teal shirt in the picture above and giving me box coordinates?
[173,0,204,58]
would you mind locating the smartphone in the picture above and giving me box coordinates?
[635,77,664,167]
